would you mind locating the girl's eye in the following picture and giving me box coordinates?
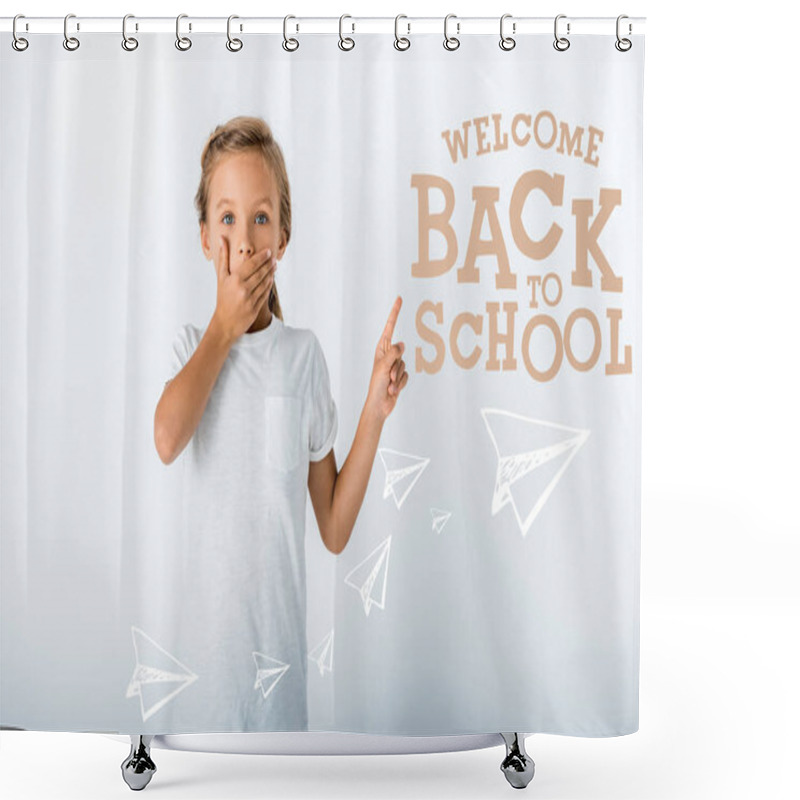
[221,212,268,224]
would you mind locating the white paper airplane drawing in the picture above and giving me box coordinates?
[430,507,452,534]
[126,626,198,722]
[378,448,430,509]
[308,630,334,677]
[343,535,392,616]
[481,408,590,537]
[252,652,290,700]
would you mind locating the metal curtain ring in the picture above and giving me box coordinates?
[553,14,570,51]
[12,14,29,51]
[615,14,632,51]
[499,13,516,50]
[444,14,460,51]
[63,13,80,51]
[226,14,242,52]
[283,15,299,51]
[122,14,138,51]
[394,14,410,51]
[176,13,192,51]
[339,14,355,51]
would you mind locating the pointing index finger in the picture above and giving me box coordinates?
[381,296,402,344]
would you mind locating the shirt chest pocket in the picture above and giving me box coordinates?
[263,395,304,473]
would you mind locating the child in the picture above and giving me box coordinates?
[154,116,408,732]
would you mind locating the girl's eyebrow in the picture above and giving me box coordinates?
[216,196,273,209]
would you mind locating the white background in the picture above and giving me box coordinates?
[1,1,797,799]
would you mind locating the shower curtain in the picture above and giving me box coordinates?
[0,22,644,736]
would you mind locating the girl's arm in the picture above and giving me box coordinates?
[309,296,408,554]
[308,404,384,555]
[155,239,275,465]
[154,315,235,465]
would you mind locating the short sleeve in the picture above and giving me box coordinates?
[164,323,193,388]
[308,334,338,462]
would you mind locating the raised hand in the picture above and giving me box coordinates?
[366,295,408,422]
[212,236,277,342]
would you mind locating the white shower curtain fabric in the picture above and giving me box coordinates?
[0,30,645,736]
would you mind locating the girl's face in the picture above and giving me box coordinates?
[200,149,287,276]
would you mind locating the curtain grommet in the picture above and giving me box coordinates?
[121,14,138,51]
[499,14,516,51]
[63,13,80,51]
[12,14,29,51]
[338,14,355,51]
[615,15,632,51]
[553,14,570,51]
[443,14,460,51]
[226,14,243,52]
[394,15,410,51]
[225,14,244,53]
[283,15,299,52]
[176,14,192,51]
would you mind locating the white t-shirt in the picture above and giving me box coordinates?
[166,313,337,732]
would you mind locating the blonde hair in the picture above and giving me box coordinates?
[194,116,291,321]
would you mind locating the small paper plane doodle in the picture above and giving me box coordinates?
[481,408,590,538]
[307,629,334,677]
[252,652,290,700]
[377,448,430,509]
[430,507,452,534]
[126,626,198,722]
[343,535,392,616]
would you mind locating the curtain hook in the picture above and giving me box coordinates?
[615,15,632,51]
[283,15,299,51]
[553,14,570,51]
[121,14,138,51]
[176,13,192,51]
[444,13,460,51]
[226,14,243,52]
[394,14,410,51]
[339,14,355,51]
[12,14,29,51]
[63,13,80,51]
[499,13,516,51]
